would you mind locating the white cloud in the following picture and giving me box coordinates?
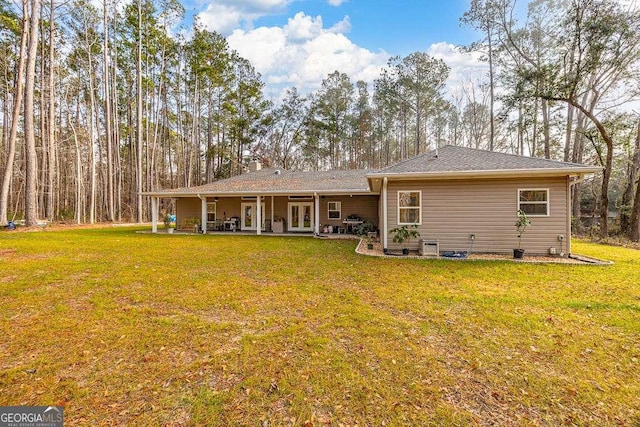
[327,0,347,6]
[283,12,324,41]
[198,4,247,35]
[328,15,352,34]
[426,42,489,100]
[197,0,293,35]
[227,12,389,99]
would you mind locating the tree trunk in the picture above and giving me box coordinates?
[103,0,114,222]
[0,1,29,225]
[628,120,640,241]
[620,121,639,235]
[46,0,56,221]
[24,0,41,227]
[136,0,143,222]
[563,104,574,162]
[541,98,551,159]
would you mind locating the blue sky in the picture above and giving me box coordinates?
[252,0,479,56]
[193,0,488,99]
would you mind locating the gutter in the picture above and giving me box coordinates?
[367,167,603,181]
[142,189,378,198]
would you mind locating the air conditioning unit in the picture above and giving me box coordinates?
[419,239,439,257]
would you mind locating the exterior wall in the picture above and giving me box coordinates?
[176,197,201,230]
[386,177,571,255]
[317,195,379,231]
[175,194,379,233]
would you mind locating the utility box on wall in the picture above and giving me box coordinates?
[419,239,439,257]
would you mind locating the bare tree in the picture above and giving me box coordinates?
[24,0,40,226]
[0,0,28,225]
[496,0,640,236]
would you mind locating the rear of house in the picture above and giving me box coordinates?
[382,176,570,255]
[368,145,600,256]
[146,166,379,236]
[145,145,600,257]
[175,194,379,234]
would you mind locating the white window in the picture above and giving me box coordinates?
[518,189,549,216]
[327,201,341,219]
[206,202,217,222]
[397,191,421,224]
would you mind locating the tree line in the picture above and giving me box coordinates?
[0,0,639,241]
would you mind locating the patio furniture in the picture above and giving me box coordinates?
[343,215,363,233]
[224,218,239,231]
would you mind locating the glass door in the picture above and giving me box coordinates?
[288,202,313,231]
[241,203,265,231]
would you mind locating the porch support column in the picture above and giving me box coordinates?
[382,177,388,251]
[199,194,207,234]
[151,197,158,233]
[256,195,262,235]
[271,196,274,231]
[314,193,320,235]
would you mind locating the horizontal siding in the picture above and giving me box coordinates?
[387,177,569,255]
[318,195,379,228]
[176,198,200,229]
[176,195,379,232]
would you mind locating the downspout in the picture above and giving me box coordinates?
[198,194,206,234]
[314,192,320,235]
[382,177,388,251]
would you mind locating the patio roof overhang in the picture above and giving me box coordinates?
[142,189,378,198]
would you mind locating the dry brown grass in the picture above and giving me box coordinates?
[0,227,638,426]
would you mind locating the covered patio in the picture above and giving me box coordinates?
[143,163,379,236]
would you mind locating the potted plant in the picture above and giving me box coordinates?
[389,224,420,255]
[163,213,174,234]
[514,209,531,259]
[356,221,377,249]
[187,217,201,233]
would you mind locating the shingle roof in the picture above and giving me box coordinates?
[147,168,373,196]
[372,145,599,175]
[145,145,600,197]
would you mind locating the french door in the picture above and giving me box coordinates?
[288,202,313,232]
[241,203,265,231]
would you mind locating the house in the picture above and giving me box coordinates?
[144,145,600,256]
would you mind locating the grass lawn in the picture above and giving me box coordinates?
[0,227,639,426]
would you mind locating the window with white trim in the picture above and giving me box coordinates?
[397,191,421,224]
[327,201,341,219]
[206,202,217,222]
[518,189,549,216]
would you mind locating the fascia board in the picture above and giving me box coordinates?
[366,167,602,181]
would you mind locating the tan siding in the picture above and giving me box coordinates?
[176,198,201,230]
[177,195,378,233]
[318,195,379,229]
[387,177,570,255]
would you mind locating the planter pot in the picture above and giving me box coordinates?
[167,228,174,234]
[402,248,409,256]
[513,248,525,259]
